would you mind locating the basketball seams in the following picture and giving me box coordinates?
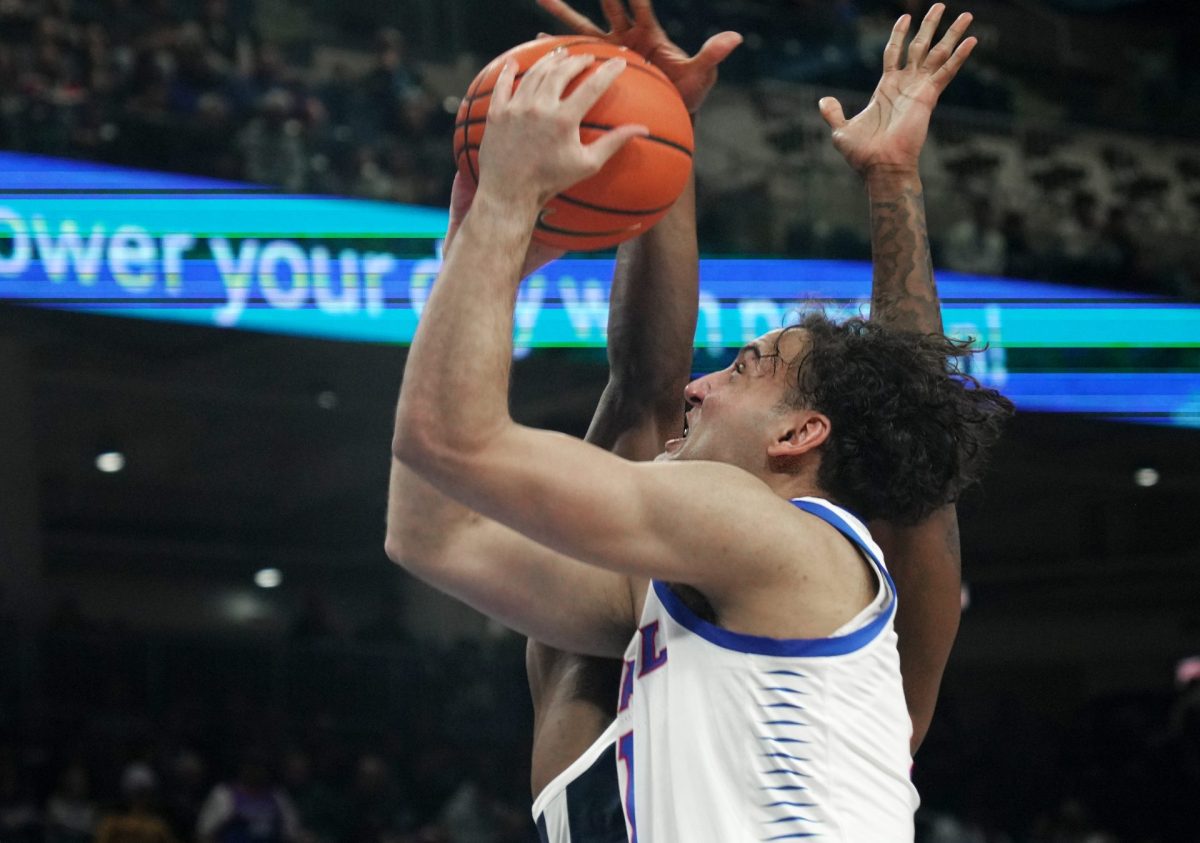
[454,35,691,250]
[453,138,688,217]
[579,123,692,157]
[554,193,675,217]
[456,123,693,159]
[460,66,484,184]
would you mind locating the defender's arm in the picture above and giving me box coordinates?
[819,3,976,752]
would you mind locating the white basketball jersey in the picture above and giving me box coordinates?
[614,497,918,842]
[531,721,626,843]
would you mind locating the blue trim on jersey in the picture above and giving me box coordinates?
[651,499,896,657]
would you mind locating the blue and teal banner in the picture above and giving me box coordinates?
[1,152,1198,427]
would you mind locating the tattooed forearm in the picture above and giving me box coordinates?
[867,173,942,335]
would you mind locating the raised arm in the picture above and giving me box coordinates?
[543,0,741,454]
[387,9,738,656]
[393,53,821,621]
[818,3,976,752]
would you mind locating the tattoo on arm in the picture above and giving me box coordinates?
[869,182,942,335]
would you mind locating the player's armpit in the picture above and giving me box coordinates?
[386,458,637,658]
[870,504,961,753]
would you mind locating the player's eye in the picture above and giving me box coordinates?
[734,361,746,375]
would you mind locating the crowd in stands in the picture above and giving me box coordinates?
[2,593,1199,843]
[0,0,455,206]
[1,0,1197,297]
[702,78,1200,298]
[2,596,538,843]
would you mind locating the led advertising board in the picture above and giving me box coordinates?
[1,152,1197,427]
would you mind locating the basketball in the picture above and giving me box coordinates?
[453,35,694,252]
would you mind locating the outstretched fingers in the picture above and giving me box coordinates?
[541,53,600,103]
[585,123,649,170]
[818,96,847,130]
[626,0,662,28]
[923,12,973,73]
[564,57,627,116]
[490,58,519,112]
[536,0,605,37]
[929,35,977,91]
[600,0,632,32]
[514,48,569,103]
[689,30,744,72]
[905,3,945,67]
[883,14,910,72]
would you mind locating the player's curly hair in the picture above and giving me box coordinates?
[776,313,1014,525]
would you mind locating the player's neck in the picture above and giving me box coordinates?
[762,460,827,503]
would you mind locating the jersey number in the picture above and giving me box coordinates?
[617,730,637,843]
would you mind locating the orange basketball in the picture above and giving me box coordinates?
[453,36,693,252]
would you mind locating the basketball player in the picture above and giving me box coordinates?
[388,4,1005,840]
[391,4,737,840]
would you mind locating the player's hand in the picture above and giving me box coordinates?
[537,0,741,113]
[476,48,648,209]
[819,4,976,178]
[444,172,566,277]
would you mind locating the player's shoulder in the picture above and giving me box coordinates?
[633,457,787,500]
[633,459,834,548]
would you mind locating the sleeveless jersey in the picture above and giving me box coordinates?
[532,720,627,843]
[614,497,918,842]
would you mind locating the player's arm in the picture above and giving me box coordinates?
[385,171,699,658]
[385,174,636,658]
[818,4,975,752]
[387,9,735,657]
[393,53,807,608]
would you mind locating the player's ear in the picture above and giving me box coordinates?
[766,410,829,459]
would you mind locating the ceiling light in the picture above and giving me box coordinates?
[315,390,338,410]
[254,568,282,589]
[95,451,125,473]
[1133,467,1159,487]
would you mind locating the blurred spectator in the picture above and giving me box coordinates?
[1052,192,1103,282]
[0,750,41,843]
[95,763,176,843]
[943,198,1008,276]
[45,761,98,843]
[436,753,525,843]
[1028,797,1118,843]
[279,750,343,843]
[343,754,414,843]
[1001,211,1037,281]
[361,28,428,138]
[1152,657,1200,841]
[198,0,254,74]
[197,751,301,843]
[162,750,209,843]
[237,88,307,192]
[1097,206,1138,286]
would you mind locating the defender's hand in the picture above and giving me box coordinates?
[476,49,648,210]
[819,4,976,177]
[444,172,566,278]
[537,0,741,113]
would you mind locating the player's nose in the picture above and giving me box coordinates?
[684,374,711,407]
